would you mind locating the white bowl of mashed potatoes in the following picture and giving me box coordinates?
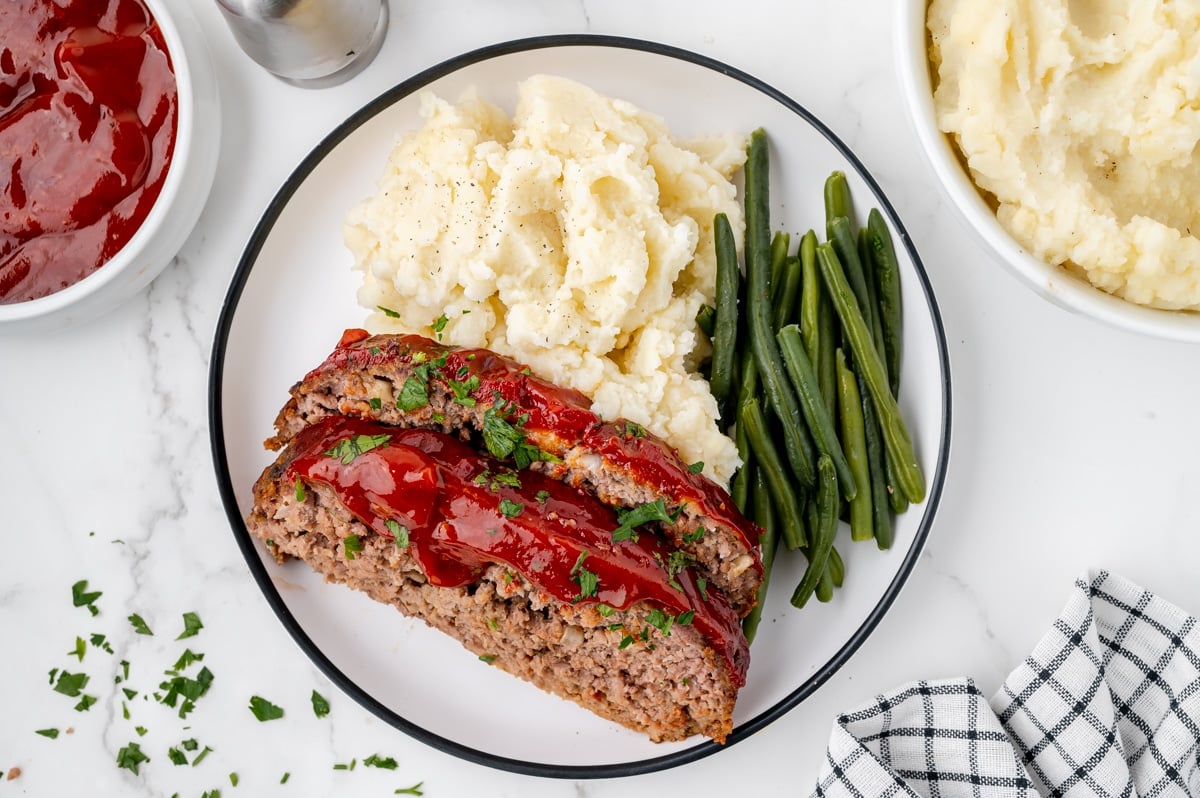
[897,0,1200,342]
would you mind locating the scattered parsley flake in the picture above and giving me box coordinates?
[395,783,425,796]
[448,374,480,407]
[325,433,392,464]
[73,694,97,712]
[168,747,188,766]
[646,607,675,636]
[134,726,148,737]
[35,728,59,739]
[68,636,86,661]
[479,654,497,663]
[499,498,524,518]
[618,421,647,438]
[535,489,550,503]
[294,477,306,502]
[89,633,114,654]
[611,499,675,543]
[677,609,695,625]
[569,552,599,601]
[377,305,401,318]
[229,773,239,787]
[171,649,204,673]
[122,687,138,700]
[369,397,383,410]
[116,742,150,774]
[53,671,89,698]
[333,759,357,771]
[487,617,500,631]
[363,754,398,770]
[682,528,706,543]
[71,580,102,616]
[396,375,429,411]
[431,314,449,338]
[192,745,213,766]
[311,690,330,718]
[177,612,204,640]
[248,695,284,722]
[280,773,290,784]
[595,604,615,617]
[181,739,200,752]
[128,613,154,636]
[158,666,214,719]
[343,535,363,560]
[386,520,410,548]
[618,635,634,649]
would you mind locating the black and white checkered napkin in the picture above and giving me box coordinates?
[811,570,1200,797]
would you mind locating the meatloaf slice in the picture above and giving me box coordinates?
[248,416,747,743]
[266,329,763,616]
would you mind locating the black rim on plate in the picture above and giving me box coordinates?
[208,33,952,780]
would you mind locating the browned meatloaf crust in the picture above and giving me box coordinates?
[266,330,764,616]
[247,443,744,744]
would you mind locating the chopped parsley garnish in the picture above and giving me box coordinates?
[280,773,290,785]
[618,635,634,649]
[480,405,556,469]
[645,607,675,636]
[53,671,89,697]
[343,534,363,560]
[74,694,97,712]
[294,477,306,502]
[687,461,705,474]
[135,727,148,737]
[369,397,383,410]
[478,655,496,664]
[682,528,706,543]
[333,759,357,771]
[177,612,204,640]
[36,728,59,739]
[158,666,214,718]
[431,313,449,338]
[611,499,675,543]
[395,783,425,796]
[396,374,429,411]
[171,649,203,672]
[71,580,102,616]
[116,742,150,774]
[449,374,481,407]
[385,520,409,548]
[311,690,330,718]
[499,498,524,518]
[68,636,86,661]
[696,577,710,601]
[569,551,599,601]
[377,305,402,318]
[595,604,615,617]
[89,633,113,654]
[230,773,239,787]
[192,745,213,766]
[363,754,398,770]
[128,613,154,636]
[168,747,188,766]
[617,421,647,438]
[677,609,695,625]
[122,687,138,700]
[248,695,284,722]
[486,617,499,631]
[535,489,551,503]
[325,433,392,464]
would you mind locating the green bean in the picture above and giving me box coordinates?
[744,129,815,488]
[818,243,925,504]
[772,255,802,332]
[740,397,807,550]
[800,231,837,420]
[696,303,715,338]
[829,216,880,342]
[730,420,753,514]
[827,545,845,588]
[816,561,835,603]
[777,324,856,499]
[791,454,838,608]
[858,226,888,366]
[823,171,856,237]
[867,208,903,398]
[858,376,894,549]
[710,213,740,407]
[770,231,790,292]
[742,469,779,643]
[836,349,874,542]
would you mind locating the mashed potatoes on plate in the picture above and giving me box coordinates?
[344,75,745,482]
[929,0,1200,309]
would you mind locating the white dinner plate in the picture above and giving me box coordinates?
[209,35,951,778]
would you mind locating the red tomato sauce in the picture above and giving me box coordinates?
[0,0,178,303]
[286,415,750,686]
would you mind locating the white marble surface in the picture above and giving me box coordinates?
[3,1,1200,795]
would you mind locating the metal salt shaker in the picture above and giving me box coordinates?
[215,0,389,87]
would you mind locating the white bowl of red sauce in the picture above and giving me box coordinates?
[0,0,220,332]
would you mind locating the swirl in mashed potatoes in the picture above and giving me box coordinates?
[344,75,745,483]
